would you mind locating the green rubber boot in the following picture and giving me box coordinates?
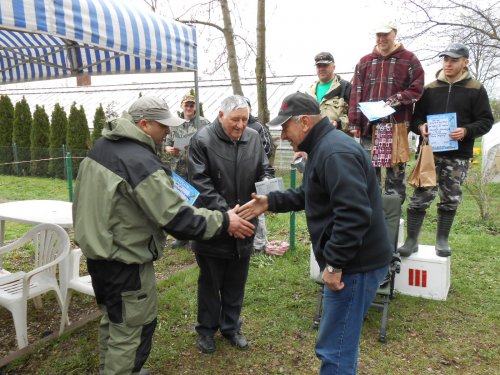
[435,209,456,257]
[398,209,426,257]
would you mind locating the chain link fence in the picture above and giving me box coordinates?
[0,145,88,179]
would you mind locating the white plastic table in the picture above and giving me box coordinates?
[0,200,73,246]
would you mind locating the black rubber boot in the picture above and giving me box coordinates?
[435,209,456,257]
[397,208,426,257]
[171,239,189,248]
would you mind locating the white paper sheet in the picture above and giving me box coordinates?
[358,101,396,122]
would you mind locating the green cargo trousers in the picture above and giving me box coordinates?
[88,259,157,375]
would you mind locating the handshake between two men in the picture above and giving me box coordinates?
[226,194,269,239]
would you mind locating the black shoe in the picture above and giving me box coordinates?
[223,333,249,350]
[197,335,216,353]
[172,239,188,248]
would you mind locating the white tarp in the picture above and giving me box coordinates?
[482,122,500,182]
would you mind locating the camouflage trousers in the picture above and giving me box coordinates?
[408,155,469,212]
[168,154,188,179]
[361,136,406,202]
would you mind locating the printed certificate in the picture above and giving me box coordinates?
[427,113,458,152]
[172,172,200,205]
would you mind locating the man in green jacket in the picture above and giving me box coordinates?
[165,93,211,248]
[73,96,254,375]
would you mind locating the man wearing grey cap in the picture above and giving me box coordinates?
[349,20,424,203]
[73,96,255,375]
[239,92,392,374]
[399,43,493,258]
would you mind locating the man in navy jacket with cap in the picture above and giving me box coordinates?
[239,92,392,374]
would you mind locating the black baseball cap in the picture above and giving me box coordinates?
[267,92,321,129]
[439,43,469,58]
[314,52,334,65]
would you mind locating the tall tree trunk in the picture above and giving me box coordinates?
[256,0,269,125]
[220,0,243,95]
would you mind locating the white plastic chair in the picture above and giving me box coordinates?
[59,248,95,334]
[0,223,70,349]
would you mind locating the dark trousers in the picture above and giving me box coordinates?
[195,253,250,337]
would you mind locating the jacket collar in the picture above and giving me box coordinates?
[212,117,250,144]
[103,112,157,152]
[298,116,333,154]
[371,43,405,59]
[435,67,471,84]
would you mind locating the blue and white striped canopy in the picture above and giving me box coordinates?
[0,0,198,84]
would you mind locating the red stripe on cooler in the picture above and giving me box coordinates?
[409,268,414,286]
[422,270,427,287]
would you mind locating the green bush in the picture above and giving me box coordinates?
[30,105,50,176]
[0,95,14,174]
[91,104,106,145]
[49,103,69,179]
[67,103,89,178]
[12,97,32,175]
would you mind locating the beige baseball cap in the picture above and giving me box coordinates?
[129,96,184,127]
[375,20,397,33]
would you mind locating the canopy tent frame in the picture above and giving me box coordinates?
[0,0,200,117]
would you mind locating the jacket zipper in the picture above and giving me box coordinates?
[234,141,239,205]
[445,84,452,113]
[233,141,240,259]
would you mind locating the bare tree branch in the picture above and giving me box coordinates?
[176,18,225,33]
[398,0,499,91]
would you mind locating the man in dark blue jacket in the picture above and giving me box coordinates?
[239,92,392,374]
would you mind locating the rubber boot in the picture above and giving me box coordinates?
[397,208,426,257]
[172,239,189,248]
[435,209,456,257]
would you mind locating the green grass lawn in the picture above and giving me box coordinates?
[0,172,498,374]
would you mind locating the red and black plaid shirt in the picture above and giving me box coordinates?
[349,44,424,136]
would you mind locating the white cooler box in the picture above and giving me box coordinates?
[394,244,450,300]
[310,219,405,280]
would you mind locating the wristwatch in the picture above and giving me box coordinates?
[326,265,342,274]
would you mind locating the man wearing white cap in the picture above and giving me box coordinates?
[349,20,425,203]
[73,96,255,374]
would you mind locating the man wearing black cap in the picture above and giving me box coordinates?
[239,92,392,374]
[308,52,351,131]
[399,43,493,258]
[73,96,255,374]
